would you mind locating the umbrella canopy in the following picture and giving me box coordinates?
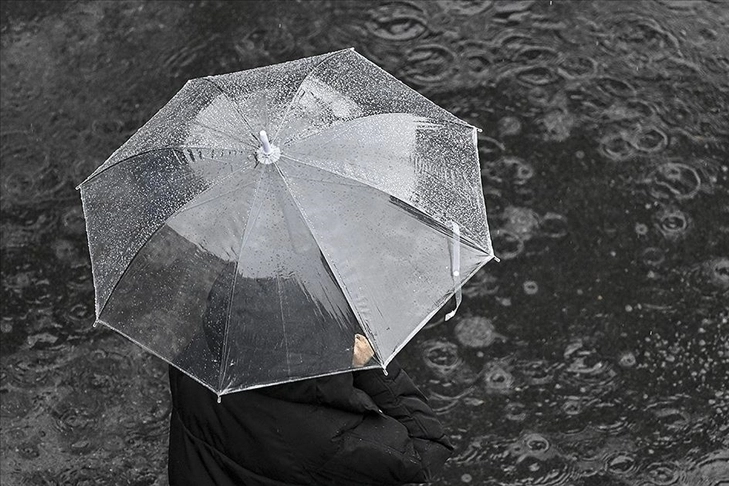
[78,48,494,396]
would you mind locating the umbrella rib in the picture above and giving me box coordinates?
[94,160,259,318]
[202,77,261,147]
[79,146,251,187]
[278,154,490,254]
[275,274,292,378]
[271,48,352,143]
[271,164,385,363]
[218,170,268,393]
[280,112,475,148]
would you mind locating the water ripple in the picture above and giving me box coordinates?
[421,339,464,378]
[366,1,429,41]
[454,316,504,348]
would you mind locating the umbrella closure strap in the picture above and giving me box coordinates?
[445,222,462,321]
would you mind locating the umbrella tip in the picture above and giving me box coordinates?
[256,130,281,164]
[259,130,272,155]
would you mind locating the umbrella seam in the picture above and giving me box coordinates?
[275,274,292,378]
[78,146,252,188]
[93,318,223,395]
[271,163,385,364]
[94,157,258,317]
[218,169,268,393]
[279,113,475,148]
[201,77,261,146]
[271,49,352,144]
[278,154,490,254]
[355,53,476,130]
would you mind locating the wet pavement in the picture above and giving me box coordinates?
[1,1,728,484]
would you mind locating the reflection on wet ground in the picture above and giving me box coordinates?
[1,0,728,484]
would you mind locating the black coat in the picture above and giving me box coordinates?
[168,360,453,485]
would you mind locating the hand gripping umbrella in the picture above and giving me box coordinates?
[78,48,495,397]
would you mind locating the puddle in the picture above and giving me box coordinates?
[1,0,728,485]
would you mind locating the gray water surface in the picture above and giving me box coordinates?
[1,1,728,485]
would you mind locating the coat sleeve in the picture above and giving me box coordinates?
[311,360,453,485]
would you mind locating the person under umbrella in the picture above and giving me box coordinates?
[168,264,454,486]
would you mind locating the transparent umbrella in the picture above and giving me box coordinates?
[78,48,495,397]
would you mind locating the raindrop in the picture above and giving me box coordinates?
[421,339,463,377]
[523,432,550,454]
[513,65,562,86]
[654,206,690,240]
[539,212,568,238]
[594,76,637,99]
[646,162,701,200]
[518,360,558,385]
[512,45,559,64]
[61,206,86,235]
[527,86,552,106]
[605,451,637,476]
[456,40,496,77]
[0,390,32,420]
[4,356,54,389]
[402,44,456,86]
[493,0,536,14]
[497,116,522,137]
[505,401,528,421]
[478,134,506,162]
[18,440,40,459]
[366,1,429,41]
[502,205,540,240]
[618,351,637,368]
[558,54,598,78]
[51,391,101,434]
[640,247,665,267]
[462,268,500,298]
[454,316,503,348]
[658,97,697,128]
[703,257,729,289]
[523,280,538,295]
[482,362,515,393]
[52,239,80,263]
[436,0,493,15]
[599,132,635,161]
[562,397,583,416]
[631,126,668,153]
[492,229,525,260]
[644,461,682,485]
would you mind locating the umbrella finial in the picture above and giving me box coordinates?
[259,130,272,155]
[256,130,281,165]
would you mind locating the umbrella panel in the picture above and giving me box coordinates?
[278,158,492,362]
[99,166,366,394]
[80,148,257,316]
